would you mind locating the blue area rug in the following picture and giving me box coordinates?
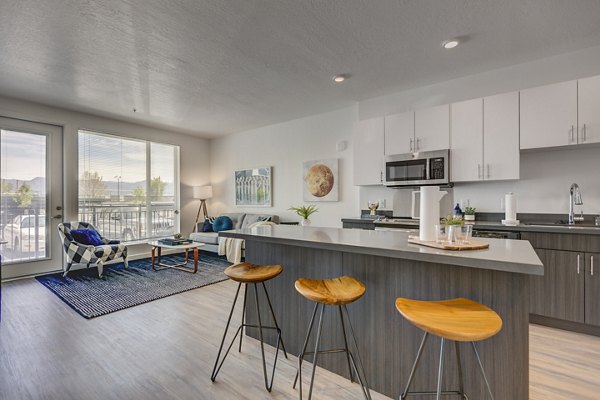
[36,251,231,319]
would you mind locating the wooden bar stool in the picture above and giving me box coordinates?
[294,275,372,400]
[211,262,288,392]
[395,298,503,400]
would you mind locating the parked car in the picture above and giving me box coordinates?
[2,214,46,254]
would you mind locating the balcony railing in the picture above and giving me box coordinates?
[78,204,176,241]
[0,204,177,264]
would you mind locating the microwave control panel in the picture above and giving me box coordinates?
[430,157,445,179]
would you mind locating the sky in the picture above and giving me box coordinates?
[0,129,176,185]
[0,129,46,181]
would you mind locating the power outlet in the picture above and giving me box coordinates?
[379,199,387,209]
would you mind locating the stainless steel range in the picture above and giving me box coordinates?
[373,217,420,230]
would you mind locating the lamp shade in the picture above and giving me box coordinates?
[193,185,213,199]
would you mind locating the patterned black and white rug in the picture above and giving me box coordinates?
[36,251,231,319]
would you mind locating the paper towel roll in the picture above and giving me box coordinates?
[505,192,517,221]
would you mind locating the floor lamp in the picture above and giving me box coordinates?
[193,185,213,232]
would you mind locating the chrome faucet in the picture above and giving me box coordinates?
[569,183,584,224]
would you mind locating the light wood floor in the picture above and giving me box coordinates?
[1,278,599,400]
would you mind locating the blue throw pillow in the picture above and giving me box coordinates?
[202,217,214,232]
[212,216,233,232]
[70,228,104,246]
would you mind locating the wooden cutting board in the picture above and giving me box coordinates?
[408,235,489,251]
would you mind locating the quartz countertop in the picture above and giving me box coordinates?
[220,225,543,276]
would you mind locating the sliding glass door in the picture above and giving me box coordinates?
[0,117,63,279]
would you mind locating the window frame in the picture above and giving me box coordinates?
[76,129,180,242]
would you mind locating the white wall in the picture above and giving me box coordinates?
[359,44,600,218]
[0,95,210,261]
[209,106,359,227]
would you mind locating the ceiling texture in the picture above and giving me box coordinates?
[1,0,600,137]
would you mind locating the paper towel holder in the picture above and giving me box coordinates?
[502,192,520,226]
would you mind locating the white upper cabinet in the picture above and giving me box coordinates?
[483,91,520,180]
[578,75,600,145]
[520,80,577,149]
[384,111,414,155]
[415,104,450,152]
[353,117,384,186]
[450,98,483,182]
[450,92,520,182]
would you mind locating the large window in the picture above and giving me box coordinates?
[78,130,179,242]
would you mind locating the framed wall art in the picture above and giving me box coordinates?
[303,158,338,202]
[235,166,272,207]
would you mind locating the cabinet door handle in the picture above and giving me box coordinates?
[583,124,587,142]
[410,138,414,152]
[416,138,421,151]
[486,164,490,179]
[477,164,482,179]
[592,255,595,276]
[577,254,581,274]
[570,125,575,143]
[380,171,383,183]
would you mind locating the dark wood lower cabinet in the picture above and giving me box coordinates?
[585,252,600,327]
[529,249,585,323]
[523,229,600,331]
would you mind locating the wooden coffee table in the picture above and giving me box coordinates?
[148,240,205,274]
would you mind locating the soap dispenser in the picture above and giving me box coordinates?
[453,203,463,217]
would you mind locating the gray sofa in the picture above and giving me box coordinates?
[189,213,279,253]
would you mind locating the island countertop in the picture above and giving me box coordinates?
[219,225,543,276]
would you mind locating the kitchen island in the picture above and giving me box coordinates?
[220,225,543,399]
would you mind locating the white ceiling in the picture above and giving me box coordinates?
[1,1,600,138]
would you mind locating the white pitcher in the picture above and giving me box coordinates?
[419,186,448,241]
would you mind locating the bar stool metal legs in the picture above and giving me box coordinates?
[472,342,494,400]
[211,281,288,392]
[400,331,498,399]
[293,304,372,400]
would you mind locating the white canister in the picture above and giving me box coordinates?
[419,186,448,241]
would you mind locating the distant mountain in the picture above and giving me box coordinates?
[1,177,46,194]
[2,177,174,196]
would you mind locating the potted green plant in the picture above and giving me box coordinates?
[289,205,318,226]
[464,206,476,221]
[441,214,463,243]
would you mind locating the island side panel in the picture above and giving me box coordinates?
[244,240,529,400]
[345,253,529,400]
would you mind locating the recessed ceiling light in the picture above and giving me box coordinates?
[333,74,348,83]
[442,39,460,49]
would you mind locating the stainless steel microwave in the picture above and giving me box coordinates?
[383,149,450,187]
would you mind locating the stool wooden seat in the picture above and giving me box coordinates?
[395,297,503,342]
[295,275,366,305]
[224,262,283,283]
